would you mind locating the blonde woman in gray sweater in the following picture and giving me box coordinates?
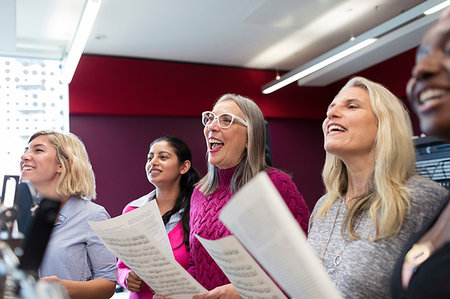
[308,77,447,298]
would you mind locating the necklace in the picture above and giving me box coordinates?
[320,196,362,275]
[321,197,344,265]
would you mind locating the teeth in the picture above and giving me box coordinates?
[209,138,223,144]
[209,138,224,150]
[328,124,346,133]
[419,88,446,104]
[22,166,33,171]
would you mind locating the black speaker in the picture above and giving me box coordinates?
[19,197,60,278]
[15,180,39,239]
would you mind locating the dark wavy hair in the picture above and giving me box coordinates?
[150,136,200,250]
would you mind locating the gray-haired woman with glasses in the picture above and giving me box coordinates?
[201,111,249,128]
[189,93,310,298]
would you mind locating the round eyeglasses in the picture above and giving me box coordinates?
[202,111,248,129]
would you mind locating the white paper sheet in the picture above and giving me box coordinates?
[195,234,287,298]
[219,171,343,299]
[90,200,172,257]
[89,200,207,298]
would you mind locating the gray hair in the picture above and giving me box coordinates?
[199,93,267,194]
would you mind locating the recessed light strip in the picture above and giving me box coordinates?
[262,38,377,94]
[261,0,450,94]
[424,0,450,15]
[61,0,102,84]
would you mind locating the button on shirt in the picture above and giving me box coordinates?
[39,196,117,282]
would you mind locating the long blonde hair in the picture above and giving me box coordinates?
[319,77,416,241]
[28,130,96,200]
[199,93,267,194]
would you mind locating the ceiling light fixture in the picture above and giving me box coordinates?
[61,0,102,84]
[424,0,450,14]
[263,38,376,94]
[0,0,16,52]
[262,0,450,94]
[349,10,356,42]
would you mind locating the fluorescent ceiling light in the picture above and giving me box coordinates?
[61,0,102,84]
[262,0,450,94]
[262,38,376,94]
[424,0,450,14]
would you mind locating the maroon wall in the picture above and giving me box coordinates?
[70,114,324,217]
[69,55,337,119]
[68,47,419,217]
[70,115,206,217]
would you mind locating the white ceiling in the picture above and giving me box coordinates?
[0,0,85,58]
[86,0,426,70]
[1,0,445,87]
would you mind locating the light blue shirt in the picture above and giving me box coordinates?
[39,196,117,281]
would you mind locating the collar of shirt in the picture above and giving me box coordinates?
[130,190,184,233]
[55,196,89,226]
[55,196,77,226]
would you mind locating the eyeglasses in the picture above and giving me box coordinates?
[201,111,248,129]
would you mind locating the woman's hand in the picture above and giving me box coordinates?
[41,276,115,299]
[193,284,241,299]
[41,275,64,285]
[126,271,144,292]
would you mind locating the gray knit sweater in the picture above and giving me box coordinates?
[307,175,448,299]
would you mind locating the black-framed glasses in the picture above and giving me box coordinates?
[201,111,248,129]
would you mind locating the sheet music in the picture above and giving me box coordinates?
[89,201,207,298]
[90,200,172,257]
[219,171,343,299]
[195,234,287,299]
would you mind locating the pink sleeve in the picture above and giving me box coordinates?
[116,204,136,289]
[117,259,131,289]
[187,254,196,279]
[186,187,201,279]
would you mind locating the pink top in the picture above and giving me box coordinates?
[117,197,189,299]
[188,167,310,291]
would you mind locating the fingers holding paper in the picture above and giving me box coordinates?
[193,283,241,299]
[126,271,144,292]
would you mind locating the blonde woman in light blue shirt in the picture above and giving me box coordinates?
[21,130,117,299]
